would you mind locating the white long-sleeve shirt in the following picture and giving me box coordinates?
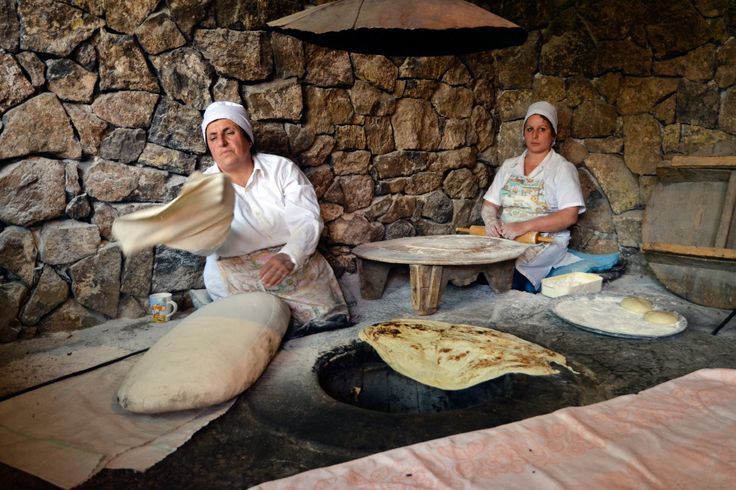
[202,153,323,300]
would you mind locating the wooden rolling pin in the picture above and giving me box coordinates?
[456,226,555,244]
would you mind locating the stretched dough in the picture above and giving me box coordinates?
[620,296,653,314]
[644,310,678,325]
[111,172,234,256]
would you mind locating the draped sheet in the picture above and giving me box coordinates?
[0,355,233,489]
[254,369,736,489]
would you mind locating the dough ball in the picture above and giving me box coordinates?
[620,296,653,314]
[644,310,679,325]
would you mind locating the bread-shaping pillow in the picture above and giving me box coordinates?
[117,292,290,413]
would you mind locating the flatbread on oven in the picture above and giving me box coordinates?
[359,319,574,390]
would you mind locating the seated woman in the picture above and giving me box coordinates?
[481,101,586,292]
[200,101,349,335]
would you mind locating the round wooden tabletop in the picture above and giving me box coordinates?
[352,235,530,266]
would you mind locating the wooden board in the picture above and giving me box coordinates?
[643,250,735,309]
[353,235,530,265]
[642,180,729,247]
[642,165,736,309]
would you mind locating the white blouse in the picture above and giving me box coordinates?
[202,153,323,299]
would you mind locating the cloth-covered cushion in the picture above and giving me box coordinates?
[117,292,290,414]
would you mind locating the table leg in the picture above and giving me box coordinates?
[410,264,445,315]
[357,258,391,299]
[482,260,515,293]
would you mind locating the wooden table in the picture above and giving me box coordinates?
[353,235,530,315]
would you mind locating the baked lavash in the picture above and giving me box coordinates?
[359,319,574,390]
[112,172,234,256]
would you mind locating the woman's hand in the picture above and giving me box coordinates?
[485,220,503,237]
[500,221,528,240]
[260,253,295,288]
[481,201,503,237]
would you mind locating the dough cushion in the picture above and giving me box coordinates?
[117,292,290,413]
[644,310,679,325]
[359,319,574,391]
[111,172,235,256]
[620,296,653,314]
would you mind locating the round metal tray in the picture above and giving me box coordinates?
[553,294,687,339]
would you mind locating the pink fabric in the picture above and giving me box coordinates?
[254,369,736,489]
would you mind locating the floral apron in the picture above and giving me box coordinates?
[216,246,349,330]
[500,174,579,289]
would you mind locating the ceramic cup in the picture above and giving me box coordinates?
[149,292,178,323]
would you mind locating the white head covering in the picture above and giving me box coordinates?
[523,101,558,135]
[201,101,254,144]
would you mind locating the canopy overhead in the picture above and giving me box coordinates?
[267,0,527,56]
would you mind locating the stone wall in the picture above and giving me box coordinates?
[0,0,734,340]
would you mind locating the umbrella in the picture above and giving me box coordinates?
[267,0,527,56]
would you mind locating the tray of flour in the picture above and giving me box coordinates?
[553,294,687,339]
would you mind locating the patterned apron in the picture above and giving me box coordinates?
[216,246,349,329]
[500,174,577,288]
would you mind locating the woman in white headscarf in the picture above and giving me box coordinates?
[481,101,586,292]
[200,101,349,335]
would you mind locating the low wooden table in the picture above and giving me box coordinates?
[353,235,530,315]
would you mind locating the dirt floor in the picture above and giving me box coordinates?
[1,270,735,489]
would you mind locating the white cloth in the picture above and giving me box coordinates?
[524,101,558,134]
[201,101,254,143]
[483,150,586,287]
[203,153,323,300]
[0,354,234,489]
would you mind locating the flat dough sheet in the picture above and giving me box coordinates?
[553,295,687,339]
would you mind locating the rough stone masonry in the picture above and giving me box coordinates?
[0,0,734,340]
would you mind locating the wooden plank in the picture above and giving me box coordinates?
[641,242,736,260]
[641,181,726,247]
[352,235,529,265]
[645,253,736,309]
[481,260,516,293]
[671,155,736,168]
[410,264,445,315]
[655,166,732,183]
[715,171,736,248]
[729,198,736,248]
[357,259,391,299]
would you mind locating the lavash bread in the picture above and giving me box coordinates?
[117,292,290,413]
[111,172,235,256]
[359,319,574,391]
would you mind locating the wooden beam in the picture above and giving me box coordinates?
[671,156,736,168]
[715,171,736,248]
[641,242,736,260]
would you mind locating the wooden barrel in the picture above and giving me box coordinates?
[641,156,736,309]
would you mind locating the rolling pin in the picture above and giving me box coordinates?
[456,226,555,244]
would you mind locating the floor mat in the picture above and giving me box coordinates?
[0,355,233,489]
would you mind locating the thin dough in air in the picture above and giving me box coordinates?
[644,310,678,325]
[620,296,653,314]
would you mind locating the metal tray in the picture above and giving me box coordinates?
[552,294,687,339]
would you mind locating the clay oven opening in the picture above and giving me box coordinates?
[317,341,589,418]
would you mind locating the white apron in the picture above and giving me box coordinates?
[500,174,580,288]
